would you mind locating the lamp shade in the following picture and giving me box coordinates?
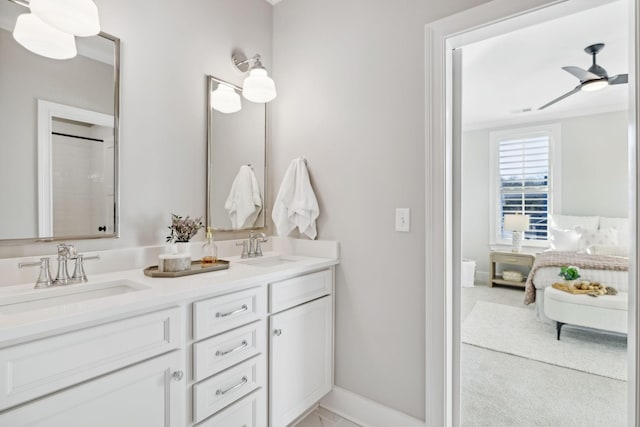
[30,0,100,37]
[13,14,77,60]
[242,68,277,103]
[504,214,530,231]
[211,83,242,114]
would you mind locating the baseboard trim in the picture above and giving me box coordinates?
[319,387,425,427]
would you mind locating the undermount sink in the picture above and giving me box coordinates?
[0,279,149,315]
[237,255,299,268]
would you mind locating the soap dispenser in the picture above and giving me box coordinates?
[201,227,218,265]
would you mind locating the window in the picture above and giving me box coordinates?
[490,124,561,247]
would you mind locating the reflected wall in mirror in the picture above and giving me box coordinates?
[207,76,266,232]
[0,0,119,243]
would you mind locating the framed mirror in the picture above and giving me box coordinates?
[0,0,120,244]
[206,75,267,232]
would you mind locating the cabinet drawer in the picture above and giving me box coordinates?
[193,354,265,423]
[0,307,181,411]
[492,253,533,266]
[197,389,266,427]
[193,286,266,340]
[270,269,332,313]
[193,320,265,381]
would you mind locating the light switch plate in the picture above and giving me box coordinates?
[395,208,410,232]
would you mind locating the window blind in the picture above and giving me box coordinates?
[498,135,550,241]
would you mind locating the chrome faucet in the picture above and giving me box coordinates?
[249,231,268,257]
[18,244,100,288]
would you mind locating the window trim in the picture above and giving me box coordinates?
[489,123,562,248]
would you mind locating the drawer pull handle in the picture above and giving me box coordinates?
[216,376,248,396]
[274,329,282,336]
[216,340,248,357]
[172,370,184,381]
[216,304,248,318]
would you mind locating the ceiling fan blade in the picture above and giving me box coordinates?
[562,66,600,82]
[538,86,582,110]
[609,74,628,85]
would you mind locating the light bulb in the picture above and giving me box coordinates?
[211,83,242,114]
[13,14,77,60]
[242,68,277,103]
[30,0,100,37]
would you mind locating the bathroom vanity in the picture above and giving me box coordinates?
[0,242,338,427]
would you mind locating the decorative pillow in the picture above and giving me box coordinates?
[599,217,630,248]
[587,245,629,258]
[549,214,599,230]
[548,227,580,252]
[575,227,619,253]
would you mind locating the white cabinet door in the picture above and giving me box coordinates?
[0,351,185,427]
[270,296,332,427]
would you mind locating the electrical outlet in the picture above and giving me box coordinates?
[395,208,410,232]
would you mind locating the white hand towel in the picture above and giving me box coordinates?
[225,165,263,229]
[272,157,320,239]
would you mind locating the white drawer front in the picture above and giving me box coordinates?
[193,320,266,381]
[193,287,266,340]
[193,354,265,423]
[197,389,266,427]
[0,307,181,411]
[270,269,332,313]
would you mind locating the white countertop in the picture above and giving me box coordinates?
[0,252,338,346]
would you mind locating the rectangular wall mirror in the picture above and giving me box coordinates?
[0,0,120,244]
[206,75,267,232]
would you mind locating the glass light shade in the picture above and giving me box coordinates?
[13,14,77,60]
[30,0,100,37]
[211,83,242,114]
[581,79,608,92]
[242,68,277,103]
[504,214,530,231]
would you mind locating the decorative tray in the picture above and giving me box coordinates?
[144,259,229,278]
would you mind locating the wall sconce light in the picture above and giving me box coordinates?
[232,50,277,103]
[504,213,530,253]
[211,82,242,114]
[10,0,101,60]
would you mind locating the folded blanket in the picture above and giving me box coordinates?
[524,251,628,305]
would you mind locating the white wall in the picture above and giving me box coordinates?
[462,110,629,274]
[0,0,272,257]
[272,0,492,420]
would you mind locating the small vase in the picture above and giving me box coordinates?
[175,242,191,255]
[563,279,578,288]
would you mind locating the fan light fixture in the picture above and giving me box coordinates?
[9,0,101,60]
[13,13,77,60]
[581,79,608,92]
[30,0,100,37]
[211,83,242,114]
[232,51,277,103]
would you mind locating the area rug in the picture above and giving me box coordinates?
[462,301,627,381]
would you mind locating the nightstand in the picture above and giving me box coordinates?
[489,251,535,288]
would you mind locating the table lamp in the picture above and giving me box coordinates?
[504,214,530,253]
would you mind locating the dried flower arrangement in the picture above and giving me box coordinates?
[166,214,203,243]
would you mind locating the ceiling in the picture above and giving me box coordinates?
[462,0,629,130]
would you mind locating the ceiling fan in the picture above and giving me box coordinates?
[538,43,628,110]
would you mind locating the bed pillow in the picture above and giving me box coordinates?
[548,227,580,251]
[575,226,619,253]
[599,217,630,248]
[586,245,629,258]
[549,214,599,230]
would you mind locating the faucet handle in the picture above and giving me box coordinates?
[19,258,53,289]
[236,240,249,258]
[70,254,100,283]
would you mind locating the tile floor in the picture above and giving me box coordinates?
[295,407,360,427]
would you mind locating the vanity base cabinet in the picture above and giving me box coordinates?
[269,296,333,427]
[0,350,185,427]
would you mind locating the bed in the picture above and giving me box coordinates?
[523,214,630,323]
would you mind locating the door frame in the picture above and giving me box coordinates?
[424,0,639,426]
